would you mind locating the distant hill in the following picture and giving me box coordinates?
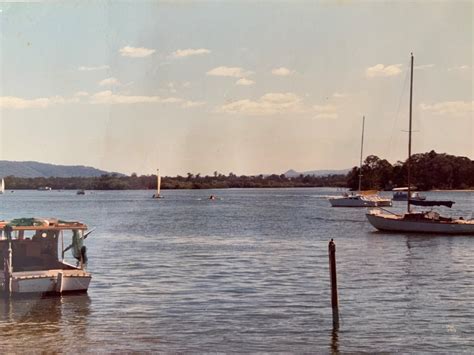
[0,160,124,178]
[283,168,350,177]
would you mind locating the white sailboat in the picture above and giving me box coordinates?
[366,53,474,234]
[0,178,4,194]
[152,169,163,199]
[329,116,392,207]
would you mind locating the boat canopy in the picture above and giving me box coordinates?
[0,218,87,231]
[410,199,455,208]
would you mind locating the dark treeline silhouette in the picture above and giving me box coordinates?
[3,172,347,190]
[347,150,474,191]
[3,151,472,191]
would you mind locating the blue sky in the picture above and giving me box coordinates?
[0,1,472,176]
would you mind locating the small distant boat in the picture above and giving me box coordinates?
[0,218,93,295]
[76,190,86,195]
[329,116,392,207]
[0,178,4,194]
[209,195,216,200]
[366,53,474,235]
[37,186,52,191]
[152,169,163,199]
[392,188,426,201]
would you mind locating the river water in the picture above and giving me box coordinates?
[0,188,473,353]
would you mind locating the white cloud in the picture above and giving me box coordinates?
[74,91,89,97]
[333,92,347,98]
[167,82,177,93]
[119,46,155,58]
[236,78,255,86]
[99,77,121,87]
[313,104,338,119]
[366,64,403,78]
[420,101,473,116]
[0,96,78,109]
[207,66,252,78]
[271,67,294,76]
[90,90,203,109]
[182,81,192,88]
[78,65,110,71]
[448,65,470,72]
[171,48,211,58]
[218,92,304,115]
[414,64,435,70]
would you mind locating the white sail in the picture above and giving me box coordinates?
[0,178,4,194]
[156,169,161,196]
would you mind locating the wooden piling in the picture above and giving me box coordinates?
[328,238,339,328]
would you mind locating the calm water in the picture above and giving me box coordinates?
[0,188,473,353]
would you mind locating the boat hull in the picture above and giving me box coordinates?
[366,213,474,235]
[4,269,91,295]
[329,197,392,207]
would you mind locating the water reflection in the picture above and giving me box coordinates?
[330,326,340,354]
[0,294,91,351]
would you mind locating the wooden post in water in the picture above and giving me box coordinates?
[328,239,339,328]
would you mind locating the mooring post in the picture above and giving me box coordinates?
[328,238,339,329]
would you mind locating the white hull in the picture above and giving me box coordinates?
[0,178,4,194]
[4,269,91,294]
[366,212,474,235]
[329,195,392,207]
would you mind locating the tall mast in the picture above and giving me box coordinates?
[407,53,414,213]
[358,116,365,192]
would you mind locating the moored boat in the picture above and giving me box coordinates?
[328,116,392,207]
[366,53,473,234]
[1,218,93,295]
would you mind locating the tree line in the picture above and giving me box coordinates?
[2,171,347,190]
[2,151,472,191]
[347,150,474,191]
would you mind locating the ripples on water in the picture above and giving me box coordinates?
[0,189,473,352]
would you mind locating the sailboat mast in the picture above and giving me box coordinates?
[407,53,414,213]
[358,116,365,192]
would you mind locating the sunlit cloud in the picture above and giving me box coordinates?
[236,78,255,86]
[74,91,90,97]
[448,65,470,72]
[271,67,294,76]
[218,93,303,115]
[78,65,110,71]
[207,66,252,78]
[420,100,473,116]
[119,46,155,58]
[218,92,338,118]
[0,96,78,109]
[313,104,338,119]
[366,64,403,78]
[90,90,204,109]
[171,48,211,58]
[414,64,435,70]
[99,77,121,87]
[332,92,347,98]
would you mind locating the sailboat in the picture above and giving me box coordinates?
[329,116,392,207]
[0,178,4,194]
[152,169,163,199]
[366,53,474,234]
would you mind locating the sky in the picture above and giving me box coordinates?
[0,1,472,176]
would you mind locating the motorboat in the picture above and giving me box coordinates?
[0,218,93,295]
[392,189,426,201]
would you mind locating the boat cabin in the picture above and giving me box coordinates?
[0,218,92,295]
